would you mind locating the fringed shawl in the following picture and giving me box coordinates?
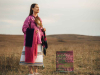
[25,28,38,63]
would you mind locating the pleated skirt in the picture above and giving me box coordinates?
[19,44,43,66]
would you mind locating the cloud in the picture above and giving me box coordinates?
[42,13,64,25]
[80,19,100,23]
[0,19,23,27]
[40,0,100,10]
[0,0,100,36]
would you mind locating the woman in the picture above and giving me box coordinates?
[19,3,46,75]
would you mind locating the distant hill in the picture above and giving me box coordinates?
[47,34,100,41]
[0,34,100,45]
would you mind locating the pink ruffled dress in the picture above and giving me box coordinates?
[19,14,44,66]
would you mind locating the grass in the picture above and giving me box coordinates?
[0,34,100,75]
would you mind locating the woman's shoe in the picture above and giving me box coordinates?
[34,72,42,75]
[28,73,34,75]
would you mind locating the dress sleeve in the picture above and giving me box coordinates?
[22,16,31,34]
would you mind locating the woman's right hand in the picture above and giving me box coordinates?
[36,30,38,33]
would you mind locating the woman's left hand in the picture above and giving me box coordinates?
[43,28,46,31]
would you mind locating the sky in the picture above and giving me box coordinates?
[0,0,100,36]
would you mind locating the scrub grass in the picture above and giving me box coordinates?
[0,34,100,75]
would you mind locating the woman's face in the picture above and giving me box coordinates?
[32,4,39,13]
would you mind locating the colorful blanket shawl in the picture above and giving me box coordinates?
[41,31,48,56]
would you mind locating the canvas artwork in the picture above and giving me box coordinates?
[56,51,74,72]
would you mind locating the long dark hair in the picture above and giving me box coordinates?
[29,3,43,27]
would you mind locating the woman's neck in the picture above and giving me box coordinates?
[33,13,38,17]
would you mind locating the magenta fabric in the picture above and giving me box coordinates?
[22,14,43,46]
[25,28,38,63]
